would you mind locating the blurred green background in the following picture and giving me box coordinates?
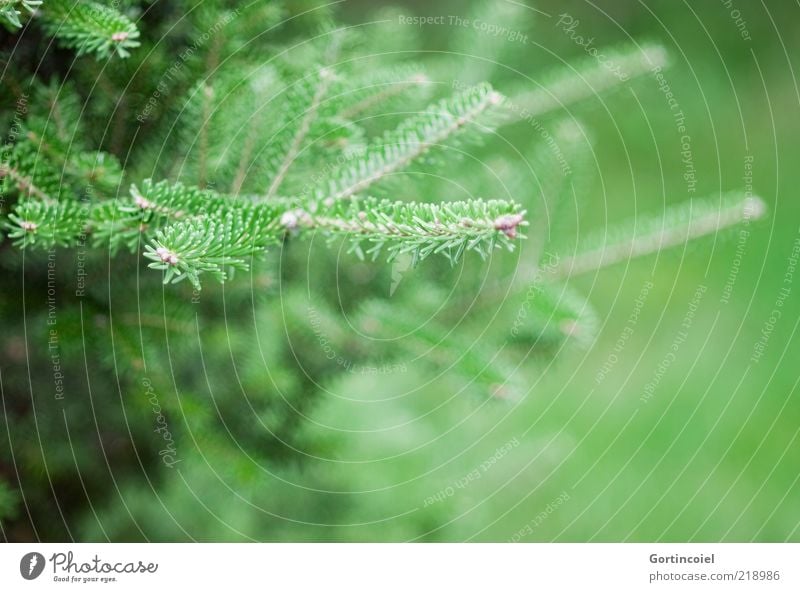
[1,0,798,542]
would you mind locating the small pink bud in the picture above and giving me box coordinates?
[134,194,153,209]
[156,247,179,265]
[280,209,311,230]
[281,211,299,229]
[560,320,580,336]
[493,213,524,238]
[490,383,516,400]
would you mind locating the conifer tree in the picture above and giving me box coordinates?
[0,1,765,541]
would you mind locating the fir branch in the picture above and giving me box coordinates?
[315,83,504,202]
[137,181,525,289]
[228,74,279,195]
[0,162,56,203]
[2,120,67,201]
[91,179,249,252]
[505,42,668,122]
[197,84,214,189]
[338,69,429,121]
[264,68,335,199]
[23,129,123,194]
[4,199,87,247]
[355,295,523,399]
[0,83,122,202]
[509,282,599,351]
[286,195,526,264]
[40,0,140,59]
[0,0,40,30]
[230,125,259,195]
[554,192,766,277]
[144,207,284,289]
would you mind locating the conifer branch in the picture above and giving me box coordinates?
[316,83,503,202]
[144,208,284,288]
[0,0,40,30]
[22,129,122,193]
[338,71,429,121]
[286,195,526,264]
[231,125,260,195]
[67,180,528,290]
[265,68,335,199]
[4,199,86,247]
[198,84,213,189]
[505,43,668,122]
[0,162,56,204]
[554,192,766,277]
[40,0,141,59]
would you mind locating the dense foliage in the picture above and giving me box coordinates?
[0,0,767,541]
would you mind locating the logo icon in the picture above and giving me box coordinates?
[20,552,45,580]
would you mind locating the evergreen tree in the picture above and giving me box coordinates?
[0,1,764,541]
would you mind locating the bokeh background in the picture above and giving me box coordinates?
[1,0,798,541]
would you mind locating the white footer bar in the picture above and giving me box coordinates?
[1,543,797,590]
